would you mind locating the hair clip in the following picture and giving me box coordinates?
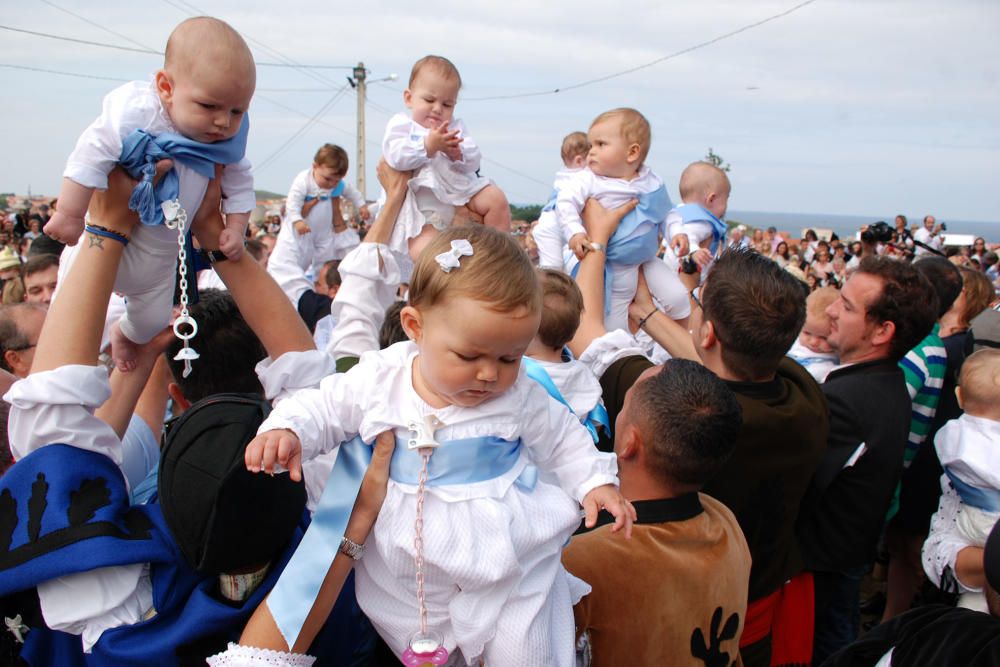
[435,239,474,273]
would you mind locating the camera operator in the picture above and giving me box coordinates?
[914,214,945,256]
[859,221,894,259]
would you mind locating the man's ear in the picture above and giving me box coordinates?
[698,319,717,351]
[618,423,641,461]
[154,70,174,104]
[871,320,896,349]
[399,305,423,343]
[167,383,192,414]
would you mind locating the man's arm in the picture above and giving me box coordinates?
[191,166,315,360]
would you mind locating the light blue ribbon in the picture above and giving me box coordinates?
[572,186,672,315]
[304,180,346,202]
[268,432,533,649]
[945,467,1000,513]
[117,116,250,227]
[522,357,610,443]
[541,187,559,213]
[674,203,727,256]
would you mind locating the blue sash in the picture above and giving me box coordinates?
[541,187,559,213]
[304,180,346,202]
[118,116,250,226]
[572,186,671,315]
[674,203,728,256]
[522,357,610,443]
[945,467,1000,513]
[267,432,532,649]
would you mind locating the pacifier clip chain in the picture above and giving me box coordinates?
[162,199,199,378]
[402,416,450,667]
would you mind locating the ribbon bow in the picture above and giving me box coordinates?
[434,239,474,273]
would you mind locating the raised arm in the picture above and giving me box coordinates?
[190,166,315,360]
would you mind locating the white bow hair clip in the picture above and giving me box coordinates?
[435,239,474,273]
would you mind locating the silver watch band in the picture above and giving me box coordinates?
[339,536,365,561]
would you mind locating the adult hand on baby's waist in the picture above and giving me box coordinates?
[190,164,225,250]
[89,160,172,238]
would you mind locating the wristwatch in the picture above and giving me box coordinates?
[339,536,365,561]
[198,248,229,264]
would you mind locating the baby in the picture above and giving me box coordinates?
[665,161,732,273]
[787,285,840,383]
[380,55,511,261]
[47,17,256,371]
[556,108,689,332]
[524,269,609,447]
[935,349,1000,549]
[533,132,589,270]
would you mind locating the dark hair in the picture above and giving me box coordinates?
[537,269,582,349]
[323,260,343,290]
[913,256,963,319]
[856,256,938,360]
[701,247,806,380]
[379,300,408,350]
[165,290,266,402]
[313,143,349,175]
[631,359,742,485]
[21,253,58,279]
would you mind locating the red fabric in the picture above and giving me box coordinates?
[739,572,814,667]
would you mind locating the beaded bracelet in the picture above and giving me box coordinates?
[637,309,658,329]
[84,224,130,246]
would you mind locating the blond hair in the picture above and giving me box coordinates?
[537,269,583,349]
[314,144,349,174]
[560,131,590,166]
[959,349,1000,419]
[590,108,651,164]
[409,55,462,88]
[807,285,839,321]
[679,162,730,202]
[409,225,540,315]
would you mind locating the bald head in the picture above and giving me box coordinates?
[959,349,1000,420]
[165,17,255,86]
[679,161,730,202]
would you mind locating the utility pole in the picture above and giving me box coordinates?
[353,62,367,201]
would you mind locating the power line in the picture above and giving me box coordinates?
[0,62,129,82]
[255,87,351,172]
[38,0,155,52]
[464,0,820,101]
[0,24,353,69]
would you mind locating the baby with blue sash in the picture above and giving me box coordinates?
[243,226,634,666]
[46,17,257,372]
[664,161,732,279]
[935,350,1000,553]
[268,144,366,301]
[534,131,590,271]
[555,108,690,332]
[377,56,511,263]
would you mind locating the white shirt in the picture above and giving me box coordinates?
[284,168,365,226]
[532,357,604,422]
[381,112,481,175]
[65,80,254,216]
[914,226,944,255]
[554,166,665,240]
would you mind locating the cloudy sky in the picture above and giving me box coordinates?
[1,0,998,222]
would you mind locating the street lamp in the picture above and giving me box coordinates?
[347,64,398,200]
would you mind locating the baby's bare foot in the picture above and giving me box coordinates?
[109,321,139,373]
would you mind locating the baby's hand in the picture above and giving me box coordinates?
[358,203,372,222]
[568,232,591,260]
[670,233,690,258]
[691,247,713,269]
[43,211,86,246]
[218,227,244,261]
[245,428,303,482]
[424,122,461,158]
[293,219,311,236]
[442,144,463,162]
[582,484,636,538]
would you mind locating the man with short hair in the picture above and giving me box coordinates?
[796,256,937,663]
[563,358,750,666]
[570,201,829,667]
[22,253,59,304]
[0,302,46,378]
[913,214,944,256]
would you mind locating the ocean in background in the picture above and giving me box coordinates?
[725,210,1000,243]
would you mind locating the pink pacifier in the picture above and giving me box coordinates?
[401,630,449,666]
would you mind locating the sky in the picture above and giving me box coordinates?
[1,0,998,222]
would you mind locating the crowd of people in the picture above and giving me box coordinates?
[0,15,999,667]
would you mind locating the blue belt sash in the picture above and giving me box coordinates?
[945,467,1000,513]
[522,357,610,443]
[304,180,346,202]
[268,432,531,649]
[674,203,727,256]
[118,116,250,227]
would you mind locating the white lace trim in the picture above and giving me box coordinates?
[206,643,316,667]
